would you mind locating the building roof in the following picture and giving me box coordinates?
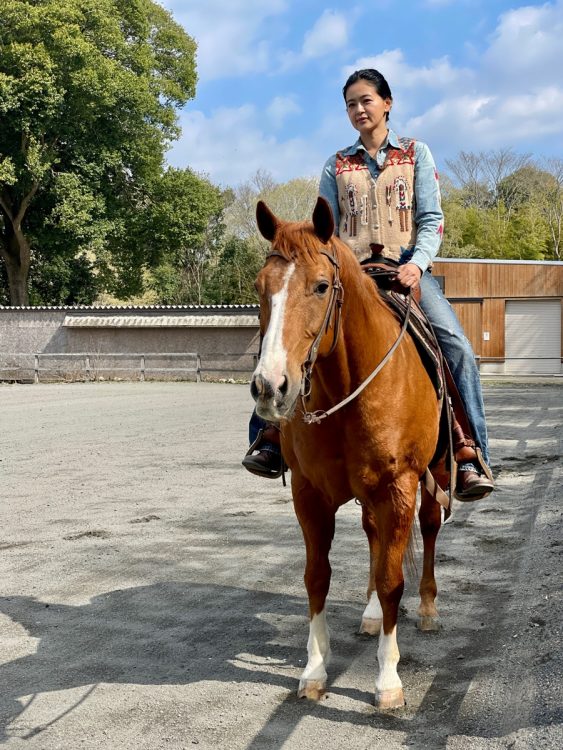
[63,313,259,328]
[0,303,260,313]
[434,257,563,265]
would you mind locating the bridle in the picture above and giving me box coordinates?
[266,246,344,391]
[264,247,412,425]
[299,248,344,398]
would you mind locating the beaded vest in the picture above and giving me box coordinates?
[335,137,417,262]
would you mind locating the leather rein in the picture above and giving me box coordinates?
[265,248,412,425]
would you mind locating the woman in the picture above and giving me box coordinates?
[243,68,494,501]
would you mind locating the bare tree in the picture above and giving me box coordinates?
[445,148,531,214]
[445,151,490,208]
[224,170,319,246]
[483,148,532,217]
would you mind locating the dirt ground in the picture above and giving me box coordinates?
[0,380,561,750]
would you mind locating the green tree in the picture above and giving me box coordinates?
[542,158,563,260]
[442,149,559,261]
[208,171,319,305]
[140,167,224,304]
[505,203,550,260]
[0,0,197,305]
[205,236,263,304]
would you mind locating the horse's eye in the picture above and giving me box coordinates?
[315,281,330,296]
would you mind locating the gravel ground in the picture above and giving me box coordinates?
[0,380,561,749]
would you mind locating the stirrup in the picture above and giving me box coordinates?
[242,428,284,480]
[474,447,495,485]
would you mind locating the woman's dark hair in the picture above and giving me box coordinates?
[343,69,393,120]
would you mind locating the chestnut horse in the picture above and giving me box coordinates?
[251,197,447,709]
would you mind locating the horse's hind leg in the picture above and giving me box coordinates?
[417,479,443,631]
[360,505,383,635]
[293,479,336,701]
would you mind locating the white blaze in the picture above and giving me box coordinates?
[255,262,295,390]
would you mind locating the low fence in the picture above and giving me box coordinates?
[0,351,259,383]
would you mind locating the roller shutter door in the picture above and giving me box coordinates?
[505,300,561,374]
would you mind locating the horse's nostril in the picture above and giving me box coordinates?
[250,377,260,400]
[279,376,288,396]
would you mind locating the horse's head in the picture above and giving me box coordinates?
[250,197,341,422]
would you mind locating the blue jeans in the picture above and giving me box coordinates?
[249,271,490,467]
[249,410,279,454]
[418,271,490,466]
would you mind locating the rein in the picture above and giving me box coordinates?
[301,276,413,425]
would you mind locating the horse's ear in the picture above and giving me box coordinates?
[256,201,279,241]
[312,196,335,244]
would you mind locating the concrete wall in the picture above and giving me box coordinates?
[0,306,261,382]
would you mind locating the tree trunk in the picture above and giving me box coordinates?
[1,225,31,306]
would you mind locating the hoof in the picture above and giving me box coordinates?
[298,679,327,701]
[417,615,441,632]
[375,686,405,710]
[359,617,382,635]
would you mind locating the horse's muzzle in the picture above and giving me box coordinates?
[251,372,295,421]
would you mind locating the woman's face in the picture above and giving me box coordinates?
[344,80,391,135]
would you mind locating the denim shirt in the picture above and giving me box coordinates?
[319,129,444,273]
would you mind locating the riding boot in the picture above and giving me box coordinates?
[242,424,284,478]
[452,419,494,501]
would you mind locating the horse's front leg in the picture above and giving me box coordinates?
[293,477,336,700]
[370,476,418,710]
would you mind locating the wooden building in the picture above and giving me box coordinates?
[432,258,563,375]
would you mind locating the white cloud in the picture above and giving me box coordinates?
[267,96,301,127]
[344,3,563,154]
[166,104,326,186]
[483,1,563,89]
[403,85,563,154]
[302,10,349,58]
[344,49,472,94]
[278,9,350,71]
[161,0,288,80]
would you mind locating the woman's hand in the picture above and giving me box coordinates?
[396,262,422,289]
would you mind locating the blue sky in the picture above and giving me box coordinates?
[160,0,563,188]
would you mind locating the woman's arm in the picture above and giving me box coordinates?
[409,141,444,273]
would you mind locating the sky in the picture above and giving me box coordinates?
[160,0,563,189]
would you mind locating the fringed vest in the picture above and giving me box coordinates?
[335,137,417,262]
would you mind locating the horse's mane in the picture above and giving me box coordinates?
[270,221,325,263]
